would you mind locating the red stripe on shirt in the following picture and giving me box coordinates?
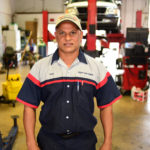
[27,73,41,87]
[16,97,38,108]
[98,95,122,109]
[96,72,110,89]
[41,79,96,87]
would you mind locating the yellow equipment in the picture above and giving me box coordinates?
[1,74,22,106]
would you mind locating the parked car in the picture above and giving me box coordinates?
[65,0,121,33]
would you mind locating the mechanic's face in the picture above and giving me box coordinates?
[55,21,83,55]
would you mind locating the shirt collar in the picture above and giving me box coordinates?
[51,48,59,64]
[78,48,87,64]
[51,48,87,65]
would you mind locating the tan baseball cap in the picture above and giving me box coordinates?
[55,14,82,31]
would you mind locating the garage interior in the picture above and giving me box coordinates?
[0,0,150,150]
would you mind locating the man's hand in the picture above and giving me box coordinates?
[27,143,40,150]
[99,142,112,150]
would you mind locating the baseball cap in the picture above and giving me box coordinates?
[55,14,82,31]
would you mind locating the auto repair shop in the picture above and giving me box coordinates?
[0,0,150,150]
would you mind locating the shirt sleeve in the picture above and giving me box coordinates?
[16,62,41,108]
[95,62,122,108]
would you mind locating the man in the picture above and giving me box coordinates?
[17,14,122,150]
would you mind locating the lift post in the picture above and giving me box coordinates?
[87,0,97,51]
[42,10,48,56]
[42,10,48,45]
[84,0,100,57]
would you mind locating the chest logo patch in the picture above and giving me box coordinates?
[78,71,93,76]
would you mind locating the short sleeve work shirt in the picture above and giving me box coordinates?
[17,49,122,134]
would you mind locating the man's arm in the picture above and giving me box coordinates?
[23,105,40,150]
[99,105,113,150]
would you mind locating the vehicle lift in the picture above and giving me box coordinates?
[0,115,19,150]
[83,0,125,58]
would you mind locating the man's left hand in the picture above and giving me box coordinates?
[99,142,112,150]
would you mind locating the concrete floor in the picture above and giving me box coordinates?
[0,64,150,150]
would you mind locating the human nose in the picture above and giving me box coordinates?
[65,33,71,40]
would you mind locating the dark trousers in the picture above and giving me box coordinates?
[37,129,97,150]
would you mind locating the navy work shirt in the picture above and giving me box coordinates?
[17,49,122,134]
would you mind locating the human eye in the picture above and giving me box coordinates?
[70,31,77,36]
[58,31,65,36]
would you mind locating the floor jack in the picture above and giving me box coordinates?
[0,115,19,150]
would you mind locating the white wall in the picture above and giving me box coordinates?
[14,0,65,13]
[0,0,15,25]
[121,0,149,36]
[0,0,15,61]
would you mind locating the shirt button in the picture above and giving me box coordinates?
[67,85,70,88]
[66,116,69,119]
[66,100,70,103]
[67,130,70,134]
